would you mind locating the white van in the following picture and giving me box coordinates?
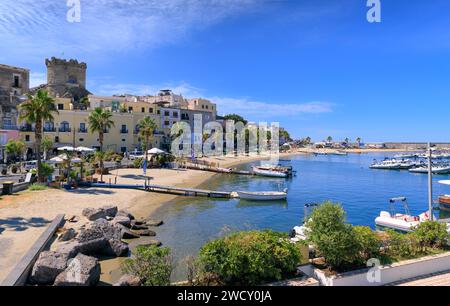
[24,160,37,172]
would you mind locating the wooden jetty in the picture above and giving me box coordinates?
[85,182,233,198]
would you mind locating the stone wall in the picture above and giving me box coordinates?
[46,57,87,89]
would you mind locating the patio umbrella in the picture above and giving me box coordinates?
[51,154,82,163]
[148,148,166,155]
[75,146,95,152]
[57,146,76,151]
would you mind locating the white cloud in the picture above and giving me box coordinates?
[0,0,261,61]
[95,81,203,97]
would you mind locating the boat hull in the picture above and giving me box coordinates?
[439,195,450,211]
[375,216,419,233]
[252,168,288,178]
[237,191,287,201]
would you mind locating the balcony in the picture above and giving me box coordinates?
[20,126,35,132]
[78,128,88,133]
[120,129,129,134]
[58,128,72,133]
[2,125,18,130]
[43,127,56,132]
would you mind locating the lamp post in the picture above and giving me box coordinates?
[428,142,434,221]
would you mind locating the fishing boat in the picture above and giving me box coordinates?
[236,189,288,201]
[409,164,450,174]
[375,197,432,232]
[252,166,288,178]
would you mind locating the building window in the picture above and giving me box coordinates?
[202,105,204,109]
[205,105,208,109]
[149,108,153,113]
[157,110,160,115]
[79,138,84,142]
[120,124,128,134]
[128,107,133,112]
[3,118,12,129]
[55,136,59,143]
[121,147,127,153]
[13,76,20,88]
[59,121,70,132]
[141,107,145,113]
[58,104,64,110]
[164,121,170,126]
[173,112,178,118]
[164,111,170,116]
[44,121,55,132]
[79,123,86,133]
[25,135,30,142]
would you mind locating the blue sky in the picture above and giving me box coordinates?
[1,0,449,142]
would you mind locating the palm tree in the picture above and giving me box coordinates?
[356,137,362,148]
[344,137,350,144]
[326,136,333,144]
[88,107,115,181]
[138,117,157,166]
[80,96,90,110]
[41,136,54,160]
[19,89,58,182]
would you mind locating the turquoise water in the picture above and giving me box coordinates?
[150,153,450,280]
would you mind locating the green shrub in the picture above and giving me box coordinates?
[29,184,48,191]
[198,230,302,286]
[413,221,449,249]
[385,230,421,260]
[306,202,362,270]
[354,226,382,262]
[121,245,173,286]
[40,162,54,178]
[133,157,144,168]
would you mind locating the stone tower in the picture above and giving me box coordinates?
[42,57,90,107]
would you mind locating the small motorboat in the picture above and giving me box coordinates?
[375,197,431,232]
[370,159,401,170]
[438,180,450,211]
[409,164,450,174]
[252,166,288,178]
[236,189,288,201]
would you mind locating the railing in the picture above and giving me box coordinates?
[1,125,19,130]
[78,128,88,133]
[43,128,56,132]
[120,129,129,134]
[58,128,72,133]
[20,126,34,132]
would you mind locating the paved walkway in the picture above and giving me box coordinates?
[391,270,450,286]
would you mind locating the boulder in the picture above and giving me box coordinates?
[30,251,69,285]
[54,254,100,286]
[144,219,164,227]
[58,228,77,242]
[102,205,118,218]
[130,223,148,231]
[107,239,129,257]
[55,241,81,258]
[137,240,162,248]
[82,208,106,221]
[133,229,156,237]
[114,274,141,286]
[116,209,135,220]
[118,225,140,239]
[112,215,131,228]
[78,237,110,256]
[78,218,121,242]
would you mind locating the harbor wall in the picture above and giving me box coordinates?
[300,252,450,286]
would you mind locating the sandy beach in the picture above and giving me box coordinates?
[0,152,302,283]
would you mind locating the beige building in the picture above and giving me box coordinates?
[20,97,163,156]
[187,98,216,115]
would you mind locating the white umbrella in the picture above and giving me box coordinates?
[51,154,82,163]
[148,148,166,154]
[439,180,450,186]
[57,146,75,151]
[75,146,95,152]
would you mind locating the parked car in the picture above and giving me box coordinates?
[24,160,37,172]
[129,150,144,160]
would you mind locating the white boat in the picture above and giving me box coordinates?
[252,167,288,178]
[237,189,288,201]
[409,165,450,174]
[394,153,419,159]
[370,159,401,170]
[375,197,432,232]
